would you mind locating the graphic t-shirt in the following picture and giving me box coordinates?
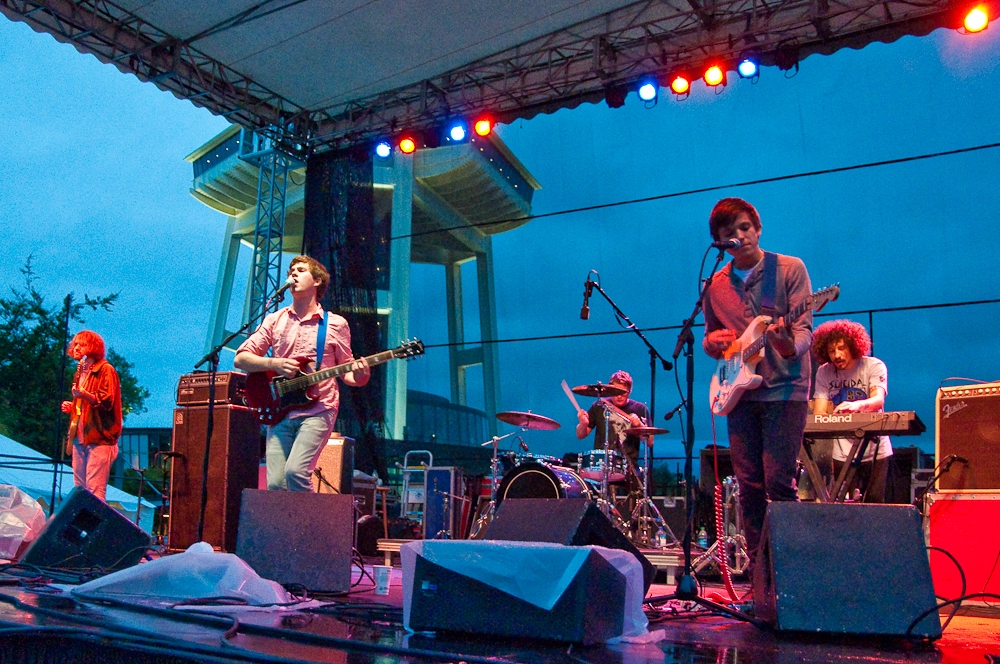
[813,356,892,462]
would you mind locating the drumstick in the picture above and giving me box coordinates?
[560,380,584,413]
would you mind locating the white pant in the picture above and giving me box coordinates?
[73,443,119,502]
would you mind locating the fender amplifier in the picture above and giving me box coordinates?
[936,383,1000,492]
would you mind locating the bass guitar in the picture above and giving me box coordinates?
[708,285,839,416]
[245,339,425,425]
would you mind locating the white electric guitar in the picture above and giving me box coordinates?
[708,284,840,416]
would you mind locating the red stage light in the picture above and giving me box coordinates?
[704,65,725,86]
[670,75,690,95]
[474,119,492,136]
[964,5,989,32]
[399,137,417,154]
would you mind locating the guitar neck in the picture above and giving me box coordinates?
[742,297,813,360]
[281,350,396,394]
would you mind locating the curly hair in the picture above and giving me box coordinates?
[812,319,871,361]
[70,330,106,361]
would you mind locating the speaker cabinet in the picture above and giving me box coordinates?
[315,435,354,494]
[926,492,1000,603]
[936,383,1000,491]
[169,405,260,552]
[408,543,626,645]
[20,487,151,570]
[753,502,940,638]
[482,498,655,592]
[236,489,354,593]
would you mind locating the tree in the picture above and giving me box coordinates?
[0,257,149,457]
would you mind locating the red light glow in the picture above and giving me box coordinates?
[670,75,691,95]
[474,119,493,136]
[964,5,989,32]
[704,65,725,86]
[399,137,417,154]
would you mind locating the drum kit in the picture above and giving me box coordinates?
[468,381,677,549]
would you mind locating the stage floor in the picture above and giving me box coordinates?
[1,560,998,664]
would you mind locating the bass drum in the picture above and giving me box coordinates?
[497,462,590,504]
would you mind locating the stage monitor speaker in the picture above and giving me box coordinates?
[936,383,1000,491]
[20,487,151,571]
[169,405,260,552]
[753,502,940,638]
[409,543,626,645]
[315,435,354,494]
[482,498,656,592]
[236,489,354,593]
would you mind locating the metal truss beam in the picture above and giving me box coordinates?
[1,0,964,151]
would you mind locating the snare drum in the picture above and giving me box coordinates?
[497,462,590,504]
[515,453,564,467]
[579,449,626,483]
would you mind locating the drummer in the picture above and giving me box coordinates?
[574,370,652,472]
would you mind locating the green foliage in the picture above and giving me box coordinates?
[0,257,149,457]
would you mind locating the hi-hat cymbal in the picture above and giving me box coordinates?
[624,426,669,437]
[571,382,627,398]
[496,411,561,430]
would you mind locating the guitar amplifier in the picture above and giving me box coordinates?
[936,383,1000,492]
[176,371,247,406]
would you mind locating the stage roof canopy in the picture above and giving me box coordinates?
[2,0,978,150]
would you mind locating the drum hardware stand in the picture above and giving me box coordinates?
[468,428,524,538]
[629,434,679,548]
[692,476,748,574]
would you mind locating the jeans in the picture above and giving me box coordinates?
[727,399,807,566]
[266,411,336,491]
[72,443,119,502]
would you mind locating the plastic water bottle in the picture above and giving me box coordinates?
[656,528,668,549]
[697,526,708,548]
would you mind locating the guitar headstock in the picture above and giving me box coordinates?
[393,338,425,360]
[812,284,840,313]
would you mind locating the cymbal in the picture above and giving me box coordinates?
[571,382,627,398]
[624,426,669,436]
[496,411,561,430]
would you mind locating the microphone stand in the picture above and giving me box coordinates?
[189,290,286,547]
[646,248,762,625]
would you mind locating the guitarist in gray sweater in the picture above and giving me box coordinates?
[700,197,814,575]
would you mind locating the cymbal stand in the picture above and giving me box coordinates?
[692,476,748,574]
[468,429,522,538]
[630,434,678,548]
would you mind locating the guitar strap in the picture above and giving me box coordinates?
[760,251,778,317]
[315,310,328,369]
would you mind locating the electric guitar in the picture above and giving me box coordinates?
[65,357,86,457]
[245,339,425,425]
[708,285,839,416]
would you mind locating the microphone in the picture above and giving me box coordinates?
[274,275,295,298]
[952,455,969,464]
[517,436,529,453]
[711,239,742,249]
[580,278,594,320]
[663,401,686,421]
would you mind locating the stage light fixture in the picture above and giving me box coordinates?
[964,5,989,31]
[637,78,658,102]
[374,141,392,159]
[447,120,468,142]
[399,136,417,154]
[737,58,759,78]
[669,74,691,95]
[474,118,493,137]
[704,65,726,87]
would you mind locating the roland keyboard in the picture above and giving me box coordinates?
[804,411,926,438]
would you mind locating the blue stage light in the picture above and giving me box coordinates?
[374,141,392,159]
[448,121,468,142]
[637,79,658,102]
[738,58,759,78]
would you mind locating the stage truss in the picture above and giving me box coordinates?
[0,0,977,151]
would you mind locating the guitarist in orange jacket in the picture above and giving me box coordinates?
[235,256,370,492]
[60,330,122,502]
[700,198,814,574]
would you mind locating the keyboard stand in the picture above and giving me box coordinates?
[801,433,877,503]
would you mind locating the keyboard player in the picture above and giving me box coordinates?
[811,319,892,503]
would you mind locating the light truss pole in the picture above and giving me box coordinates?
[239,129,302,325]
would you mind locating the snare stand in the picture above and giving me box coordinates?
[630,435,678,548]
[468,429,523,538]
